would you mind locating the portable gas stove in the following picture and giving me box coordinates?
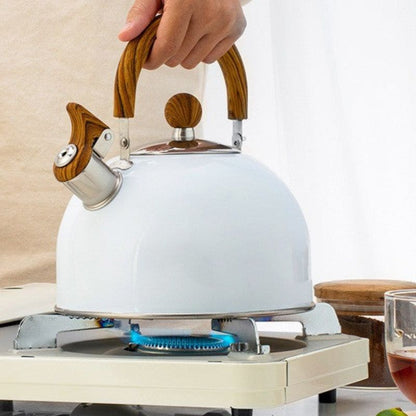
[0,284,369,416]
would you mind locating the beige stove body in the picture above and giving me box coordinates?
[0,326,368,409]
[0,284,369,410]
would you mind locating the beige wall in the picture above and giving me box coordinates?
[0,1,204,286]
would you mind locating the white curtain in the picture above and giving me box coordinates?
[204,0,416,285]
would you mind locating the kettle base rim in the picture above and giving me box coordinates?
[54,303,315,320]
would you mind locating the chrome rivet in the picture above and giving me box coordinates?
[120,137,129,148]
[55,144,78,167]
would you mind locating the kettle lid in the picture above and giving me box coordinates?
[134,93,239,155]
[133,139,237,155]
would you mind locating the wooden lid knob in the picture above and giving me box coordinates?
[164,93,202,128]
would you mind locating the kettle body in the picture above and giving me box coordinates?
[56,152,312,317]
[53,17,313,318]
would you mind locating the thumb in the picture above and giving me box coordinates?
[119,0,163,41]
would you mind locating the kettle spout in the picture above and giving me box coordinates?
[53,103,122,210]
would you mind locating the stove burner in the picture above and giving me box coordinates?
[128,335,232,355]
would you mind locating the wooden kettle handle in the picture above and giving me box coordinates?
[114,16,248,120]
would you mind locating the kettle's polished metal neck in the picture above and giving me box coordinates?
[172,127,195,142]
[63,155,123,210]
[55,128,123,210]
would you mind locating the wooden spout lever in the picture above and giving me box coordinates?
[53,103,109,182]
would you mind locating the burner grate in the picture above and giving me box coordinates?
[128,335,233,355]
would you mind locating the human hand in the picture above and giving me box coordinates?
[118,0,246,69]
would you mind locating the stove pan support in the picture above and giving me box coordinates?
[13,314,104,349]
[271,303,341,337]
[211,317,269,355]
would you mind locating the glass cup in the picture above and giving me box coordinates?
[385,289,416,402]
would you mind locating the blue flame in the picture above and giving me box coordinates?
[98,318,114,328]
[128,320,238,352]
[129,331,237,352]
[130,324,142,344]
[214,332,237,345]
[254,316,272,322]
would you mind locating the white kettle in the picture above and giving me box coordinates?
[53,17,313,318]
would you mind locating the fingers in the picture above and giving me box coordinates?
[120,0,247,68]
[147,0,246,69]
[118,0,163,41]
[144,2,193,69]
[177,34,223,69]
[202,37,237,65]
[164,20,204,68]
